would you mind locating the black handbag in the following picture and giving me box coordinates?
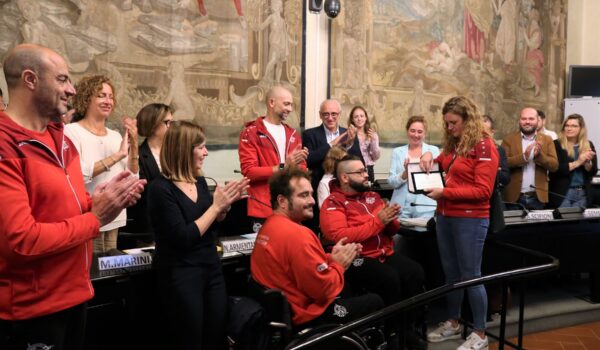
[488,185,505,234]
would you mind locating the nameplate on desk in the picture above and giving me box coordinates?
[525,210,554,221]
[583,208,600,218]
[98,253,153,271]
[221,234,256,257]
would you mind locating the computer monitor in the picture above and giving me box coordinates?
[567,65,600,97]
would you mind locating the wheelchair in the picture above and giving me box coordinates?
[247,277,387,350]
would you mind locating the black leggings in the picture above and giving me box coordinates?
[0,302,87,350]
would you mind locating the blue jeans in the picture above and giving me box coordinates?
[559,188,587,208]
[436,215,489,331]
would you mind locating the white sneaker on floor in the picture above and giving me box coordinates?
[426,320,462,343]
[457,332,488,350]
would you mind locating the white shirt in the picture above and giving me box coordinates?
[520,132,537,193]
[324,125,340,145]
[317,174,334,208]
[263,119,286,163]
[64,123,134,231]
[541,128,558,140]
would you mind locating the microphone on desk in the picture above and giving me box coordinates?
[502,201,529,217]
[410,203,437,207]
[247,195,272,209]
[529,185,592,216]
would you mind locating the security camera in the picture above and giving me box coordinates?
[308,0,323,14]
[324,0,341,18]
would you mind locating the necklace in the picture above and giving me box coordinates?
[80,121,107,137]
[175,181,196,195]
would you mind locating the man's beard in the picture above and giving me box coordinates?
[289,201,313,220]
[349,178,370,192]
[520,125,536,136]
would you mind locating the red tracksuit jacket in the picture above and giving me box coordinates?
[0,113,100,320]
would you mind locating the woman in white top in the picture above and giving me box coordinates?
[388,116,440,218]
[65,75,139,254]
[317,146,347,208]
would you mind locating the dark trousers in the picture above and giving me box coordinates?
[304,293,384,327]
[345,254,425,333]
[0,302,87,350]
[158,260,228,350]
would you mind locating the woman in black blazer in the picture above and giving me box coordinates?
[549,114,598,208]
[125,103,173,233]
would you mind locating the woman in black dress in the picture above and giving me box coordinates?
[147,121,249,350]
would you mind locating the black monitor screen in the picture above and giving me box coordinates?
[568,65,600,97]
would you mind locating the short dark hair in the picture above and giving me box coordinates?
[537,110,546,119]
[269,166,311,209]
[334,154,361,180]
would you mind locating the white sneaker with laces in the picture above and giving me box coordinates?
[427,320,462,343]
[457,332,488,350]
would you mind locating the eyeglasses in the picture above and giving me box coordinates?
[320,112,339,118]
[163,119,174,128]
[345,168,368,175]
[564,124,580,129]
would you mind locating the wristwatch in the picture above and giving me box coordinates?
[279,163,285,170]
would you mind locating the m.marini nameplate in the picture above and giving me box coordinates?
[98,252,153,271]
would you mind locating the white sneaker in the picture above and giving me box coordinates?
[457,332,488,350]
[427,320,462,343]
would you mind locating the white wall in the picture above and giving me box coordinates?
[567,0,600,67]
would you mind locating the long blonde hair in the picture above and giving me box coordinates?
[559,114,591,158]
[441,96,487,156]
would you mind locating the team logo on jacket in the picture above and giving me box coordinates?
[366,197,375,204]
[352,258,364,267]
[317,262,329,272]
[333,304,348,318]
[290,136,296,143]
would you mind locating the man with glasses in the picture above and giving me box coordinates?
[239,86,307,232]
[320,155,427,350]
[302,99,363,231]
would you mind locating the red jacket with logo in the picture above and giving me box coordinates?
[434,137,499,218]
[0,113,100,320]
[251,214,345,325]
[320,184,400,259]
[239,117,305,218]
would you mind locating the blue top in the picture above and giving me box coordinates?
[570,145,585,187]
[388,143,440,218]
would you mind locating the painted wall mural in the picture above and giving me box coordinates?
[330,0,567,144]
[0,0,303,145]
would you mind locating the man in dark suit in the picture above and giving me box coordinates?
[302,99,363,232]
[302,99,363,192]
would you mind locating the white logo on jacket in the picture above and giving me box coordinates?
[333,304,348,318]
[317,262,329,272]
[366,197,375,204]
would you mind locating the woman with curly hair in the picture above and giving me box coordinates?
[65,75,139,254]
[420,96,498,350]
